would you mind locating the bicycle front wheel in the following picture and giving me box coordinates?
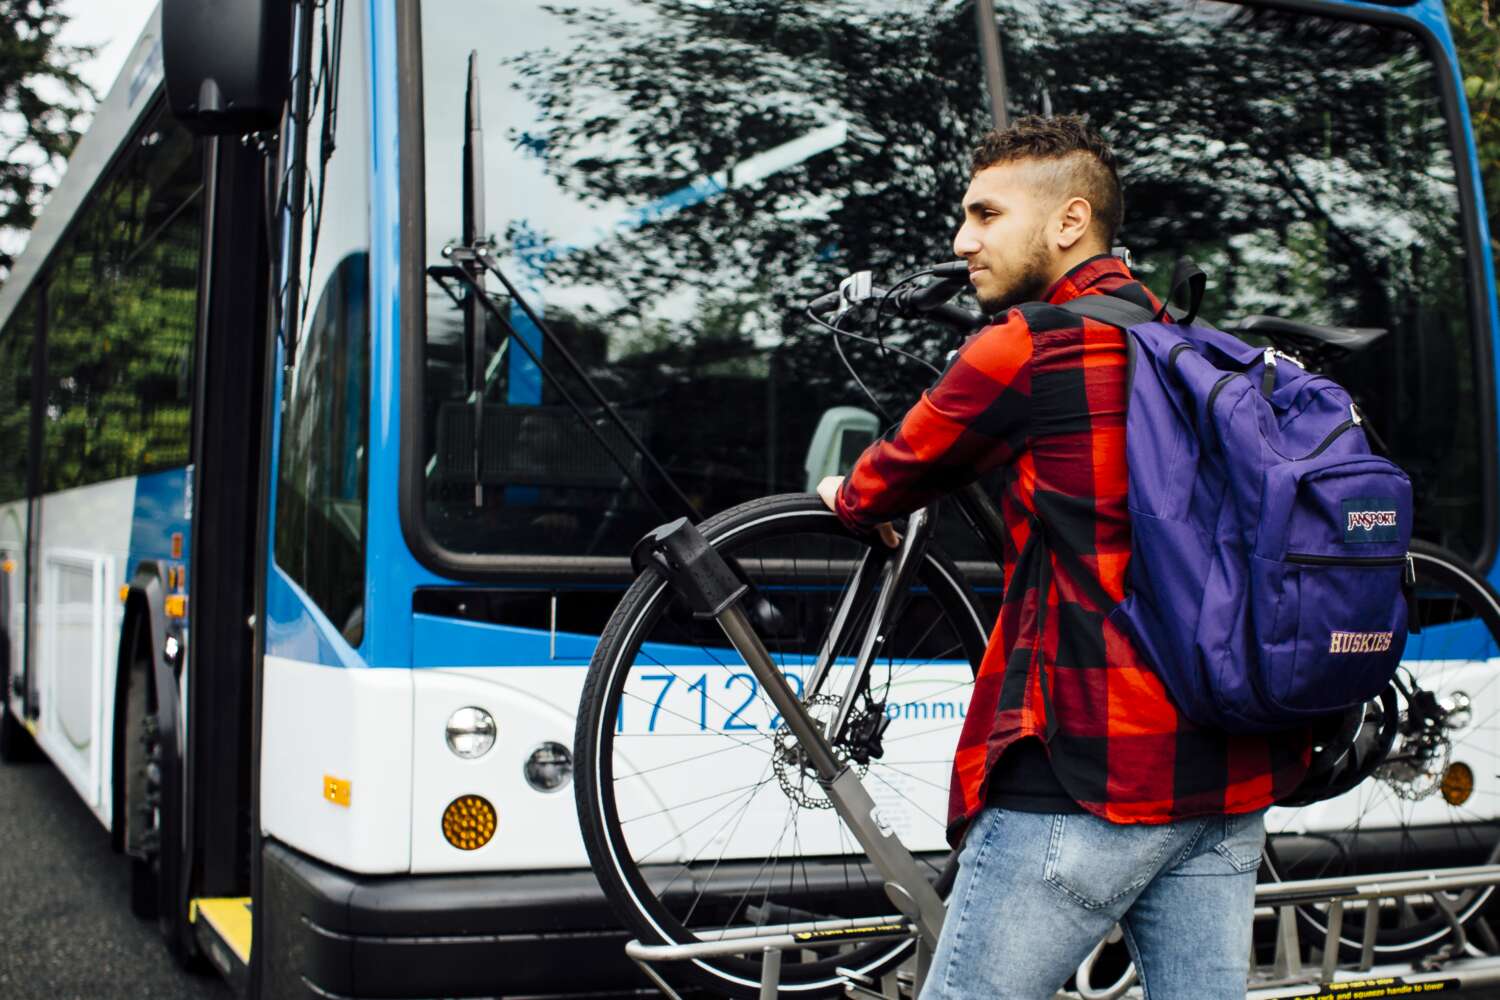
[1265,539,1500,959]
[576,494,988,998]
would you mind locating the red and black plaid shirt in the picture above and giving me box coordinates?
[835,254,1309,843]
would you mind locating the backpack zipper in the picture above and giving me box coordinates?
[1299,419,1356,461]
[1206,372,1238,413]
[1286,552,1406,566]
[1189,354,1360,460]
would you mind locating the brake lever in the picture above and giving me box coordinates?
[835,270,874,320]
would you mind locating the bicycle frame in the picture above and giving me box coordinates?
[625,478,1018,949]
[634,516,956,955]
[803,481,1006,727]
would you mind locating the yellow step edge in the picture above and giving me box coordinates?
[189,896,252,965]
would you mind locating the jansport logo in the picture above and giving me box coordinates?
[1346,509,1397,532]
[1329,630,1393,654]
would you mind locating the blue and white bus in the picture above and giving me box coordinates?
[0,0,1493,996]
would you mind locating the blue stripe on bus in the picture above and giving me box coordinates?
[126,466,191,585]
[410,611,977,670]
[266,564,366,668]
[359,0,450,670]
[406,593,1488,669]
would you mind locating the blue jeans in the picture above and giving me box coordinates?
[920,806,1265,1000]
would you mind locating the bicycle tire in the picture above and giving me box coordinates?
[1264,538,1500,959]
[576,493,988,998]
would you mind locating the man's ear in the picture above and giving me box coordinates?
[1055,196,1093,251]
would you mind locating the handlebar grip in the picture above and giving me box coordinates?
[807,290,842,316]
[898,274,969,312]
[926,303,984,333]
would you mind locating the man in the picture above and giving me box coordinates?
[818,115,1309,998]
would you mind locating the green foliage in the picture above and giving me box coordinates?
[0,0,94,277]
[1449,0,1500,260]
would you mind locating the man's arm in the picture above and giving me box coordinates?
[822,310,1033,531]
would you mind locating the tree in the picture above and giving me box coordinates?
[0,0,93,278]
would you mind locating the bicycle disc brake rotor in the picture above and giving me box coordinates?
[1377,713,1456,801]
[772,693,869,808]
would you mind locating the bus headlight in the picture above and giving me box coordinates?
[524,742,573,792]
[445,707,497,759]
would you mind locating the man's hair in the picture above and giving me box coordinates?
[970,114,1123,246]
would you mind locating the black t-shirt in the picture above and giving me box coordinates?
[985,737,1083,813]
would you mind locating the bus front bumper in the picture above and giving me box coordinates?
[260,838,650,998]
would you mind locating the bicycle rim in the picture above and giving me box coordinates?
[1264,541,1500,957]
[577,495,987,997]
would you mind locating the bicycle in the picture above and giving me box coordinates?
[573,263,1500,998]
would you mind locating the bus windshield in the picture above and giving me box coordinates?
[413,0,1484,566]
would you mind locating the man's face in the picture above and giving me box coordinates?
[953,161,1058,314]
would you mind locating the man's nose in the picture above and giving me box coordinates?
[953,222,980,257]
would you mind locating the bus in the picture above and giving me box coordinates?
[0,0,1492,996]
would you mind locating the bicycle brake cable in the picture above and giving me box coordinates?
[805,309,942,375]
[813,307,894,423]
[872,267,939,358]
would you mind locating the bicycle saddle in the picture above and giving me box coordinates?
[1227,314,1388,360]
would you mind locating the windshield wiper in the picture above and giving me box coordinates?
[427,52,701,525]
[460,51,487,506]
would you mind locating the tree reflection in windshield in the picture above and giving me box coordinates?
[417,0,1480,560]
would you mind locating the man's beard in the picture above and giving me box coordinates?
[976,231,1053,314]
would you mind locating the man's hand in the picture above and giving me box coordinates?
[817,475,901,548]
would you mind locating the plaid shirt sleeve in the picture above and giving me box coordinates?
[834,310,1033,529]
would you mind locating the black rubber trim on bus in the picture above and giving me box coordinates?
[258,838,647,999]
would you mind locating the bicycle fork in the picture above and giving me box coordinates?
[630,517,948,952]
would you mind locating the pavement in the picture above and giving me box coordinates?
[0,751,231,1000]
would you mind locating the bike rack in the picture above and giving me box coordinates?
[625,864,1500,999]
[624,914,923,1000]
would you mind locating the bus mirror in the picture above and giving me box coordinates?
[161,0,291,135]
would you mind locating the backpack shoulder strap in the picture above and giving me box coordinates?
[1058,294,1159,329]
[1035,293,1155,615]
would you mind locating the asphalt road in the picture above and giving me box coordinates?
[0,751,231,1000]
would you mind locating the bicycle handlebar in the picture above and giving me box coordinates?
[807,262,983,333]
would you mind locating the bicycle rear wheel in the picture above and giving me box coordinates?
[1264,539,1500,959]
[576,494,988,998]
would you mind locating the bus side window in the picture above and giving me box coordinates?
[273,0,371,647]
[275,253,370,646]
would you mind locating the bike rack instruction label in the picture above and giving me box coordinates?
[1297,977,1457,999]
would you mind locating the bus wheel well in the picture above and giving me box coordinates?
[112,597,157,854]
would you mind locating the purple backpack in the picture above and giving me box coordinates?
[1056,266,1412,734]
